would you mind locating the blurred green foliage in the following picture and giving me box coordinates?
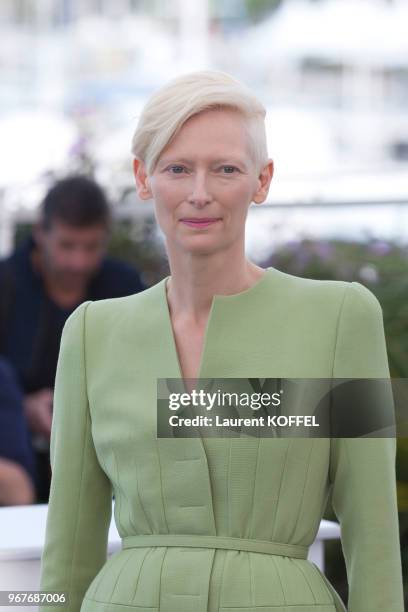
[105,218,170,286]
[244,0,282,21]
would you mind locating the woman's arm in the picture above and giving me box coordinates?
[329,281,404,611]
[39,300,113,612]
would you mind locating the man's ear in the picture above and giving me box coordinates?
[252,159,274,204]
[133,158,152,200]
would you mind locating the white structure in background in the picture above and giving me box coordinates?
[0,1,200,255]
[241,0,408,68]
[69,13,177,87]
[237,0,408,163]
[234,0,408,258]
[0,0,407,255]
[0,111,78,256]
[177,0,210,71]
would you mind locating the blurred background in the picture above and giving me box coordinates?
[0,0,407,606]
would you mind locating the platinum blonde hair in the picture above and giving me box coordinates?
[130,70,269,175]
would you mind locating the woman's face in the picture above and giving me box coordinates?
[134,107,273,256]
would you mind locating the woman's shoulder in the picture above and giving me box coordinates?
[269,267,378,305]
[74,277,166,341]
[87,277,165,314]
[265,265,347,302]
[263,267,382,325]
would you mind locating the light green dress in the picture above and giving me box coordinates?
[39,266,404,612]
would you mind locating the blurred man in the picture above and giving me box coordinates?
[0,356,36,506]
[0,175,146,502]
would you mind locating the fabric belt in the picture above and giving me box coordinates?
[121,534,309,559]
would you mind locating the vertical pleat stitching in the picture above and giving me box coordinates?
[271,440,292,540]
[292,558,317,605]
[157,547,168,612]
[155,438,170,532]
[248,437,261,538]
[93,549,128,600]
[133,452,155,534]
[112,446,154,535]
[121,454,142,535]
[86,551,110,599]
[248,552,255,608]
[110,549,137,602]
[207,548,225,611]
[308,561,340,606]
[130,548,154,605]
[217,549,229,609]
[289,440,316,542]
[199,435,216,530]
[270,555,287,605]
[112,448,127,535]
[227,438,232,535]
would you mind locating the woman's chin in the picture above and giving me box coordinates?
[178,236,225,255]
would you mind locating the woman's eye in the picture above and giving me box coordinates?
[166,165,238,174]
[167,165,186,174]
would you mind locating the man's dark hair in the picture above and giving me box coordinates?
[40,175,112,231]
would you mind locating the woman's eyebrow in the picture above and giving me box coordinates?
[158,157,191,166]
[212,157,248,166]
[158,156,248,167]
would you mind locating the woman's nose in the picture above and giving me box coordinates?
[187,172,213,205]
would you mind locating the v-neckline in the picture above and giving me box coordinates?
[160,267,273,384]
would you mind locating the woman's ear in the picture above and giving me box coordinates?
[133,158,152,200]
[252,159,274,204]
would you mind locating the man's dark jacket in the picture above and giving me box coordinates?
[0,234,146,392]
[0,234,146,501]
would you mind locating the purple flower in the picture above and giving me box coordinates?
[369,240,391,257]
[313,241,334,261]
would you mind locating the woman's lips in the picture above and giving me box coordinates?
[180,218,221,228]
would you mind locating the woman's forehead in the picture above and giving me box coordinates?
[157,119,252,163]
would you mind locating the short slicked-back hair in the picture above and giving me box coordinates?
[39,175,112,231]
[130,70,269,175]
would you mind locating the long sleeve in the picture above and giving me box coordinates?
[329,281,404,611]
[39,300,113,612]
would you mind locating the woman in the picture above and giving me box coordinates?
[39,70,404,611]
